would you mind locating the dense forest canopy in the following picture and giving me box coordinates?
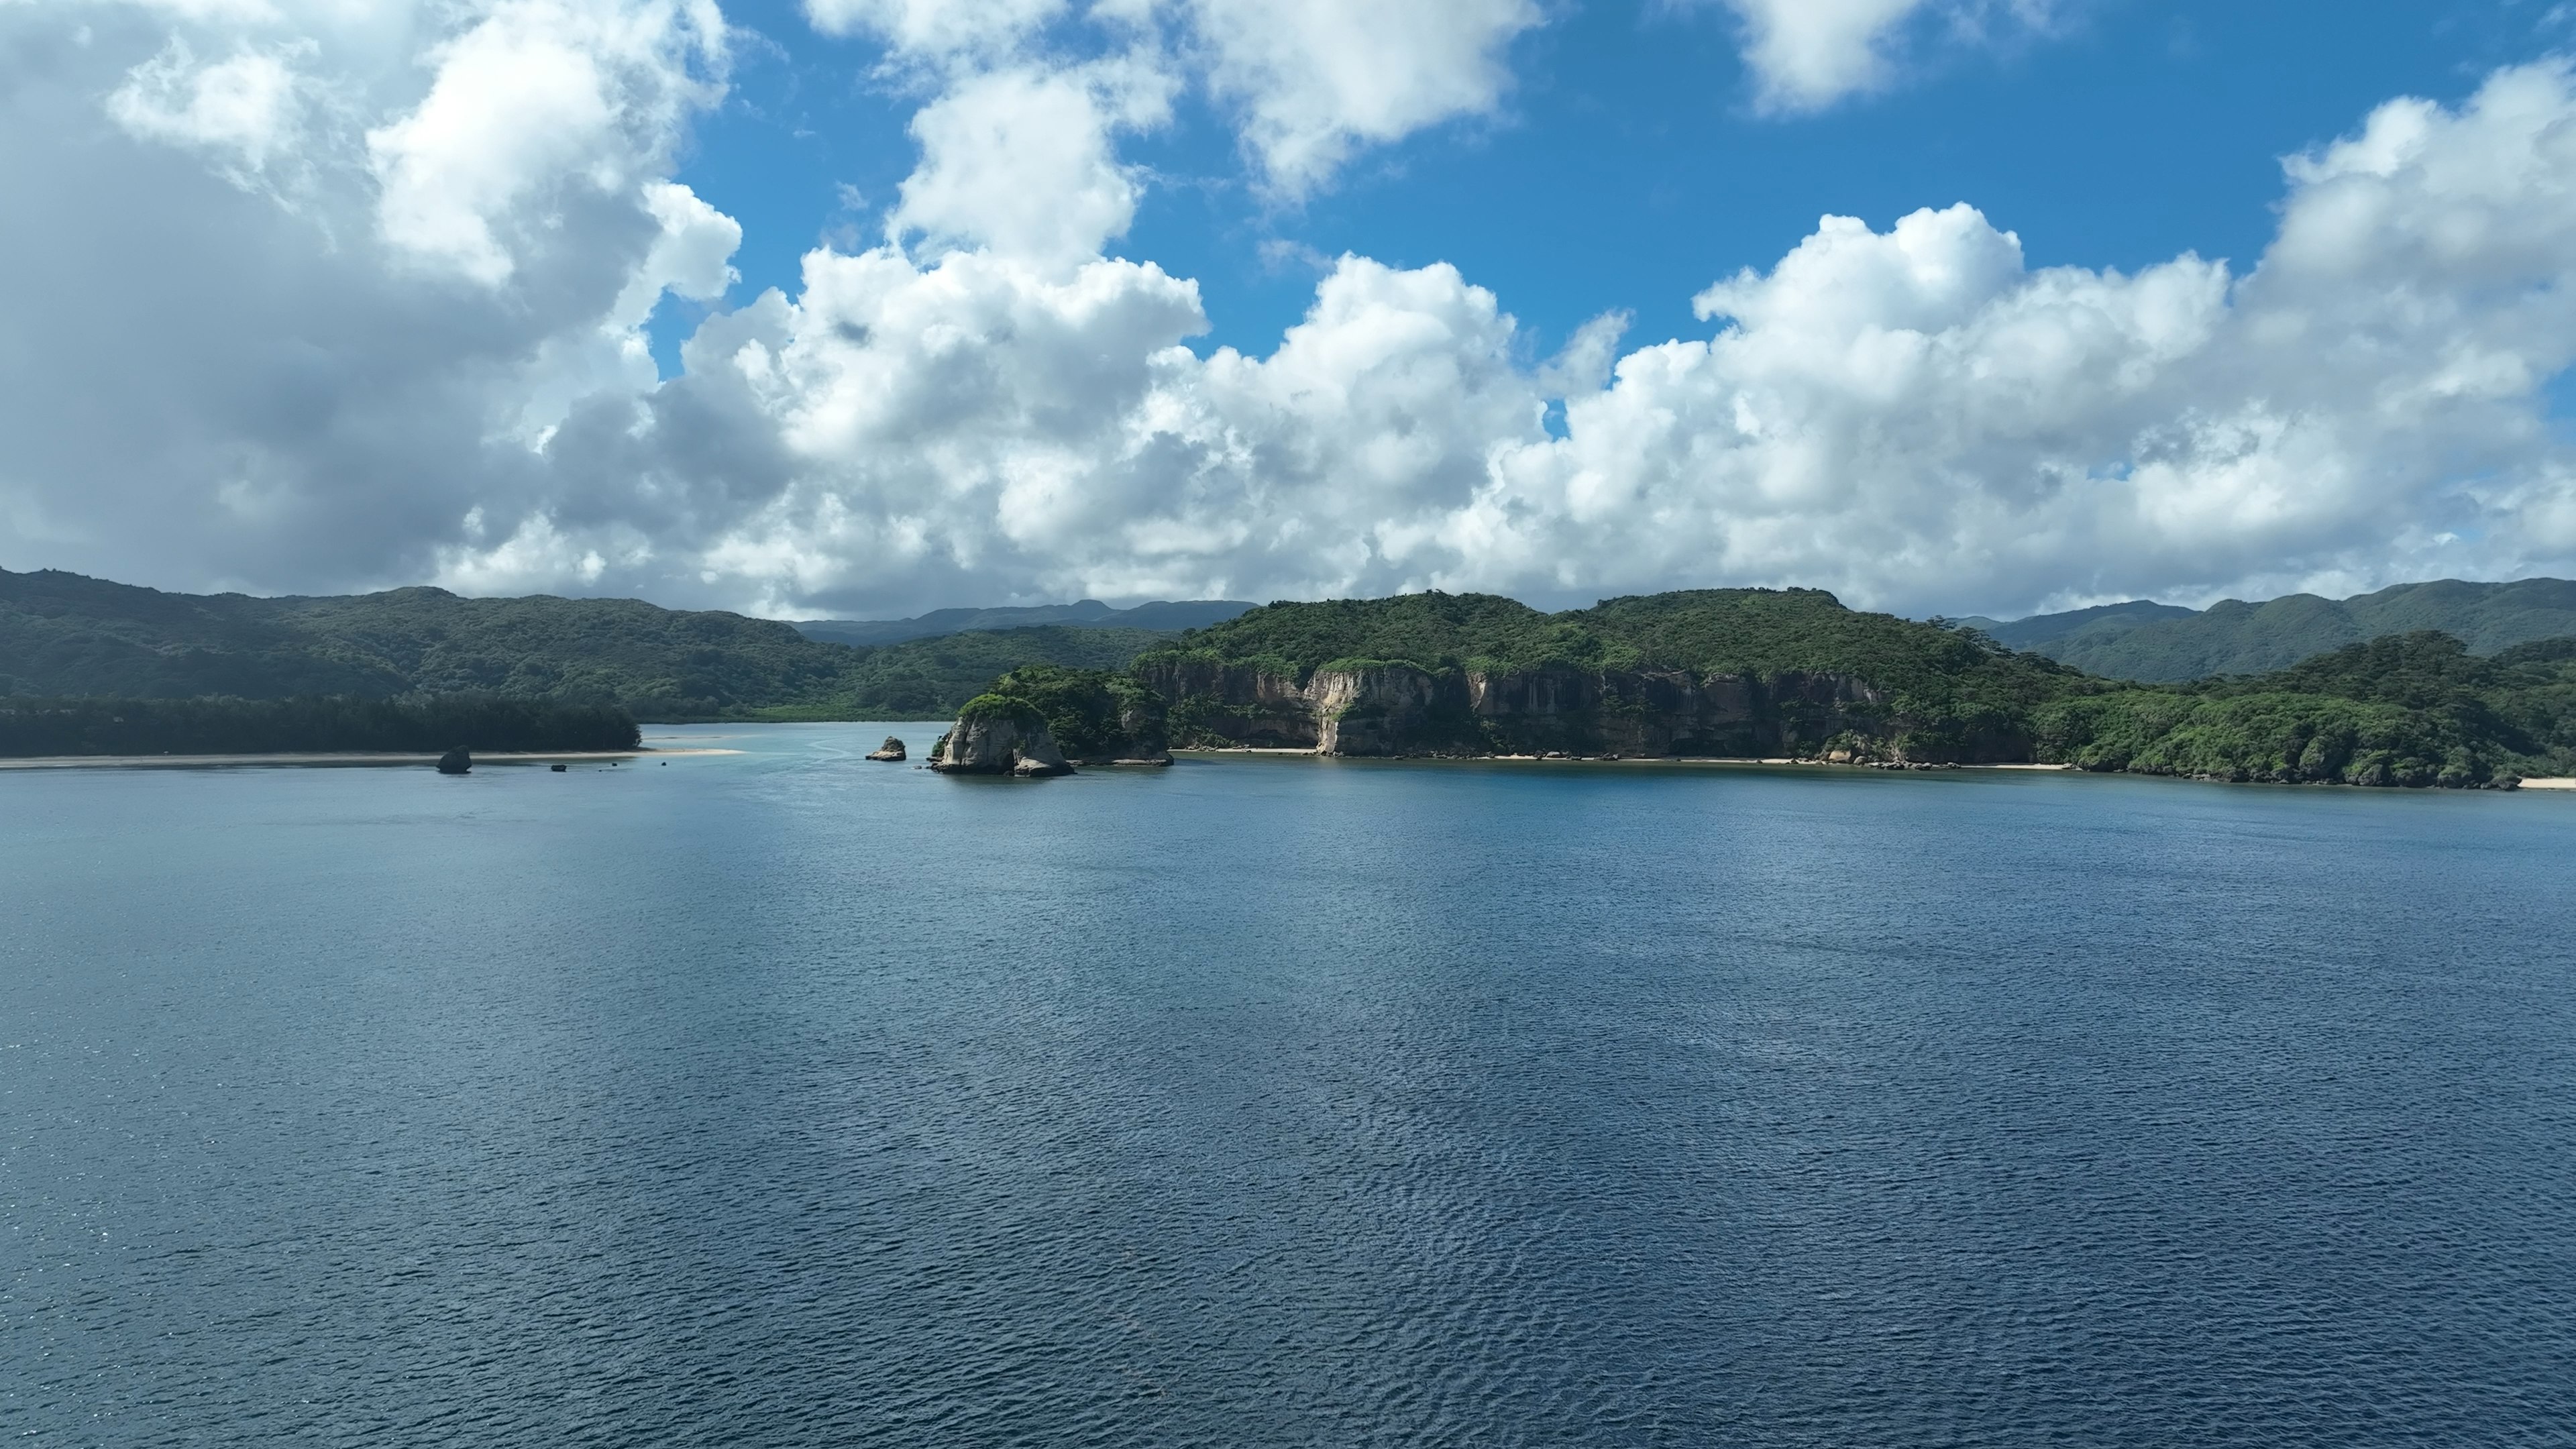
[0,568,1174,720]
[10,569,2575,784]
[2038,632,2576,786]
[1138,592,2576,785]
[0,695,641,757]
[959,665,1170,761]
[1139,588,2082,757]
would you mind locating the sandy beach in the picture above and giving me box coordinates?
[0,748,741,771]
[2520,777,2576,790]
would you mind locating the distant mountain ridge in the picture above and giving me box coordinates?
[0,568,1174,720]
[1960,578,2576,681]
[796,598,1253,648]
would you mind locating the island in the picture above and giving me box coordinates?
[916,590,2575,789]
[928,665,1173,775]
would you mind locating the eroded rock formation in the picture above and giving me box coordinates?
[929,711,1073,776]
[1139,658,2031,762]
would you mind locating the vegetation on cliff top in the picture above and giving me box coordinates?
[964,665,1169,759]
[1134,592,2576,784]
[0,694,641,757]
[1138,588,2083,752]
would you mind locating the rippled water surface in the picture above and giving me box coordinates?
[7,726,2576,1446]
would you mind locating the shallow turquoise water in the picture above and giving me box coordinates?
[5,724,2575,1446]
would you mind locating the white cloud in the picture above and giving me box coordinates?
[8,0,2576,626]
[801,0,1063,60]
[885,60,1171,264]
[1717,0,2053,113]
[539,57,2576,616]
[1177,0,1542,194]
[366,0,724,284]
[107,36,312,180]
[0,0,737,594]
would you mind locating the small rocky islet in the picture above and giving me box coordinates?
[926,665,1173,776]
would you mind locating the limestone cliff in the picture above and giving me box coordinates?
[1139,657,2033,763]
[929,706,1073,776]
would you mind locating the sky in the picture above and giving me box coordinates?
[5,1,2576,621]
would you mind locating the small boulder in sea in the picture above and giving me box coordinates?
[436,747,472,775]
[550,763,568,772]
[866,736,908,761]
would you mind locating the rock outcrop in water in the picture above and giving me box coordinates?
[930,704,1071,775]
[436,747,472,774]
[866,736,906,761]
[930,665,1173,776]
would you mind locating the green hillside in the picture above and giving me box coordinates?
[0,568,1170,720]
[1142,588,2081,743]
[1140,590,2574,784]
[819,627,1170,720]
[2040,633,2576,786]
[1960,600,2195,654]
[0,695,641,757]
[1983,578,2576,680]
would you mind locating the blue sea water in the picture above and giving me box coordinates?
[5,724,2575,1447]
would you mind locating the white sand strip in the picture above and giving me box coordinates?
[0,749,739,771]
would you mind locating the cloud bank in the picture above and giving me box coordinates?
[3,1,2575,619]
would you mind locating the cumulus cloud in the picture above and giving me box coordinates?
[0,0,736,593]
[1177,0,1542,195]
[507,56,2576,616]
[5,0,2576,624]
[1716,0,2053,113]
[886,59,1171,264]
[366,0,724,283]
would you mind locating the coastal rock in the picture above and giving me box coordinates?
[865,736,907,761]
[436,747,471,775]
[930,709,1072,777]
[1311,665,1450,756]
[1135,653,2019,763]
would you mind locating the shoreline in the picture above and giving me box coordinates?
[1173,748,2065,771]
[1172,749,2572,790]
[0,747,741,771]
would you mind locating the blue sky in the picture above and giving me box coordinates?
[10,0,2576,618]
[663,0,2571,372]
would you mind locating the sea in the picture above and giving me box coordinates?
[5,723,2574,1447]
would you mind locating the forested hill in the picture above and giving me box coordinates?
[1138,591,2576,784]
[2039,633,2576,786]
[1964,578,2576,681]
[0,568,1170,720]
[1146,586,2078,715]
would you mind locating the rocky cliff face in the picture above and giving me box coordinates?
[929,715,1073,775]
[1139,658,2031,762]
